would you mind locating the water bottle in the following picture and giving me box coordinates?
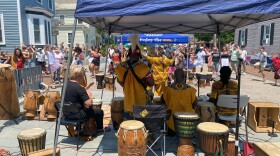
[97,145,103,155]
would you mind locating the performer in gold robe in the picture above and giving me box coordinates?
[143,47,174,96]
[115,45,154,119]
[162,68,197,132]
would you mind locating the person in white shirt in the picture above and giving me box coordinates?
[194,47,206,72]
[107,44,115,63]
[238,45,247,74]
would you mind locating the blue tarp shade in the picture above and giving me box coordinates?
[74,0,280,34]
[116,34,189,44]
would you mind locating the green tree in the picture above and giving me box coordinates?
[220,31,234,44]
[194,34,213,42]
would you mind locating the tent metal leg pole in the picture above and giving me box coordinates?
[53,18,78,156]
[235,59,242,156]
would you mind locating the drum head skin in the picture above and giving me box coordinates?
[120,120,144,130]
[18,128,46,139]
[174,112,199,119]
[197,122,228,133]
[0,64,11,68]
[197,101,214,107]
[112,97,124,101]
[92,99,102,104]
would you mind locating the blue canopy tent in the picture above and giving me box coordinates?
[116,34,189,44]
[54,0,280,155]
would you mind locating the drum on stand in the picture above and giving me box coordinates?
[43,91,61,120]
[195,101,216,122]
[95,74,104,89]
[17,128,46,156]
[197,122,229,155]
[23,90,42,118]
[116,120,148,156]
[173,112,200,138]
[0,64,20,119]
[205,72,213,86]
[111,97,124,130]
[195,72,206,87]
[92,99,102,109]
[105,75,115,91]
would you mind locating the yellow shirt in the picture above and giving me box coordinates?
[163,84,197,131]
[146,56,174,84]
[210,80,238,116]
[115,61,150,112]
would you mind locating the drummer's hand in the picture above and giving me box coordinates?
[85,82,94,90]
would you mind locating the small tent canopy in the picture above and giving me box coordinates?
[75,0,280,34]
[116,34,189,44]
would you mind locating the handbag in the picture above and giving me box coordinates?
[243,141,255,156]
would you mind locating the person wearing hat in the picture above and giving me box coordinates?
[142,47,174,96]
[115,45,154,119]
[209,66,238,126]
[194,46,206,72]
[271,51,280,86]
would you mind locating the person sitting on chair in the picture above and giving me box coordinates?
[162,68,197,134]
[115,45,154,120]
[209,66,238,125]
[64,65,108,136]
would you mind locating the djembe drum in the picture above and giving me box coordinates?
[173,112,200,138]
[0,64,20,119]
[95,73,104,89]
[205,72,213,86]
[43,91,61,120]
[111,97,124,130]
[226,134,235,156]
[17,128,46,156]
[195,72,208,87]
[83,118,97,139]
[92,99,102,109]
[105,75,115,91]
[23,90,42,118]
[195,101,216,122]
[187,70,194,85]
[177,138,195,156]
[197,122,229,155]
[116,120,148,156]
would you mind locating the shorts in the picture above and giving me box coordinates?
[91,58,100,66]
[195,62,204,68]
[168,66,176,74]
[259,62,267,71]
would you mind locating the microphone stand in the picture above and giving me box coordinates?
[235,58,243,156]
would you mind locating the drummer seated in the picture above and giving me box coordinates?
[162,68,197,135]
[209,66,238,125]
[64,66,109,135]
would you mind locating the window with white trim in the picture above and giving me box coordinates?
[36,0,42,5]
[240,30,245,45]
[0,13,5,44]
[48,0,53,10]
[33,18,41,44]
[262,25,270,45]
[60,15,64,21]
[68,33,72,44]
[77,19,82,24]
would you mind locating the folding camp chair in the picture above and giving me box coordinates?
[133,105,170,156]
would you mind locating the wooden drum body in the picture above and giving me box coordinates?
[173,112,200,138]
[43,91,61,120]
[195,101,216,122]
[111,97,124,130]
[17,128,46,156]
[23,90,41,118]
[96,74,104,89]
[0,64,20,119]
[205,72,213,86]
[177,138,194,156]
[92,99,102,109]
[197,122,229,155]
[116,120,148,156]
[226,134,235,156]
[83,118,97,137]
